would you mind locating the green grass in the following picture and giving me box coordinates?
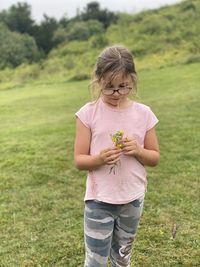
[0,63,200,266]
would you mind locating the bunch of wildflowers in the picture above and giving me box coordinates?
[109,130,124,174]
[111,130,125,149]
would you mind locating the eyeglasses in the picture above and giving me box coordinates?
[102,86,132,96]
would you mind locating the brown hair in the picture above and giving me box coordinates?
[89,45,137,100]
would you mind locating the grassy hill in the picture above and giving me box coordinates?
[0,0,200,90]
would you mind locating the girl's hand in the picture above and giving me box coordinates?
[99,147,122,165]
[122,137,142,157]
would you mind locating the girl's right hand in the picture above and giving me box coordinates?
[99,147,122,165]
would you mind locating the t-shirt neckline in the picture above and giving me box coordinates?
[99,98,135,112]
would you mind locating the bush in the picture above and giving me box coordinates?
[69,72,90,81]
[140,15,172,35]
[90,34,108,48]
[65,20,104,41]
[185,54,200,64]
[181,2,196,11]
[0,23,40,69]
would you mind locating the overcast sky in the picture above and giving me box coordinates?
[0,0,182,22]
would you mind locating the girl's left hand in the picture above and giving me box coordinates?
[122,137,142,156]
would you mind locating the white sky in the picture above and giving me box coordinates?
[0,0,182,22]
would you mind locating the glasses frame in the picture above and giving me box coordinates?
[101,86,132,96]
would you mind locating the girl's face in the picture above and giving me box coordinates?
[100,73,133,107]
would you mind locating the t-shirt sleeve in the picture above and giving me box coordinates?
[146,107,159,131]
[75,103,91,129]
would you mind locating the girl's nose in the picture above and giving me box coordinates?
[113,90,120,96]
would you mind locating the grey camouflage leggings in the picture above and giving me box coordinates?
[84,197,144,267]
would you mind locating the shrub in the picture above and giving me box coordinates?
[90,34,108,48]
[185,54,200,64]
[69,72,90,81]
[65,20,104,42]
[0,23,40,69]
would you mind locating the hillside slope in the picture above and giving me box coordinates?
[0,0,199,88]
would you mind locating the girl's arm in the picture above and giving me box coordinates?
[123,127,160,167]
[74,118,121,171]
[136,127,160,166]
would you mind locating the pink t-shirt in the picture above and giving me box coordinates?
[75,98,158,204]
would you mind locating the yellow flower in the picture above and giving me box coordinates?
[110,130,125,148]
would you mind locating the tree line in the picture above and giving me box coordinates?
[0,1,118,69]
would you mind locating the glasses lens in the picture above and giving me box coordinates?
[119,87,132,94]
[102,89,113,95]
[119,88,129,95]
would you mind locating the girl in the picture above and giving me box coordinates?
[74,45,160,267]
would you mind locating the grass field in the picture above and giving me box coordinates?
[0,62,200,266]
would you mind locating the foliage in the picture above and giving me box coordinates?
[0,23,39,69]
[0,0,200,78]
[0,1,117,59]
[52,26,67,46]
[185,54,200,64]
[89,34,108,49]
[65,20,104,41]
[0,2,34,34]
[105,0,200,60]
[80,1,118,28]
[31,15,59,54]
[69,72,91,81]
[0,3,59,55]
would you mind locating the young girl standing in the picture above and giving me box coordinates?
[74,45,160,267]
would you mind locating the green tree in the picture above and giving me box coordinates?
[0,4,59,54]
[0,2,34,34]
[0,23,39,69]
[80,1,118,28]
[31,15,58,54]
